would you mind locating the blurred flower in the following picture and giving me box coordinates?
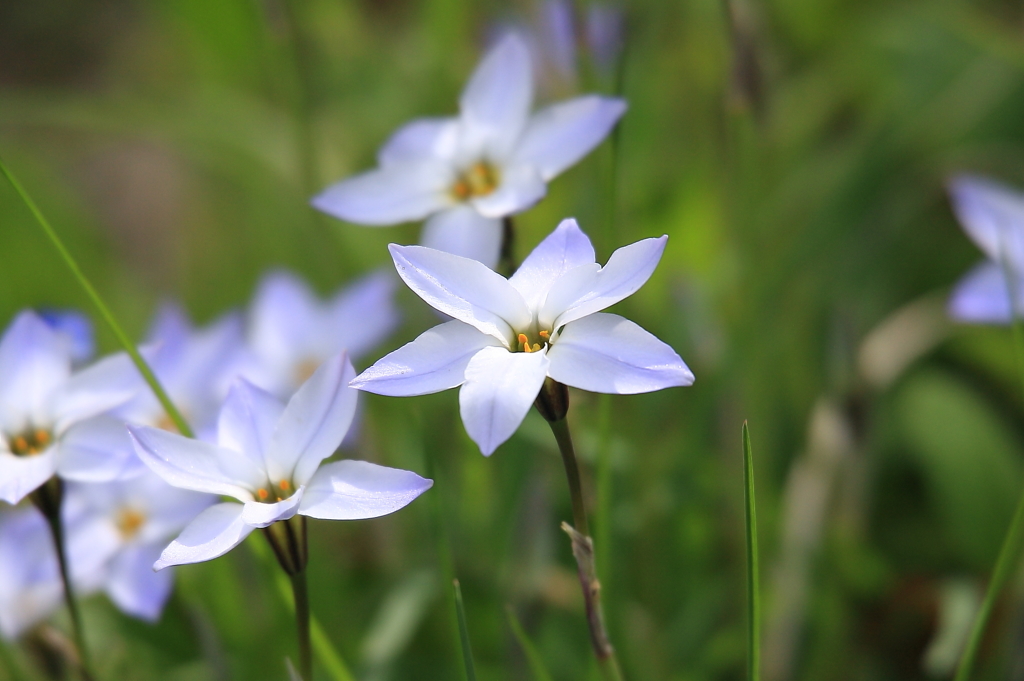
[585,3,624,75]
[128,353,432,569]
[947,175,1024,323]
[242,270,399,397]
[352,218,694,455]
[0,311,141,505]
[39,308,95,365]
[312,33,627,268]
[115,303,245,440]
[68,471,214,621]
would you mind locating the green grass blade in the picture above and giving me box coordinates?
[506,606,555,681]
[452,579,477,681]
[0,153,193,438]
[743,421,761,681]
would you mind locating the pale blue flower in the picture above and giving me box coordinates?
[312,33,627,268]
[352,219,693,455]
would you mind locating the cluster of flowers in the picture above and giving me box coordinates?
[1,30,696,676]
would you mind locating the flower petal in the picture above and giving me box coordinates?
[57,415,145,483]
[128,425,263,501]
[351,321,501,397]
[378,117,460,166]
[51,350,141,434]
[0,450,57,504]
[0,311,70,433]
[421,206,503,268]
[470,164,546,218]
[299,459,432,520]
[510,218,596,309]
[389,244,531,343]
[459,33,534,161]
[240,487,304,528]
[459,346,549,456]
[217,380,285,472]
[948,260,1023,324]
[540,235,668,329]
[547,313,694,393]
[312,161,454,226]
[154,502,253,570]
[512,95,627,181]
[949,175,1024,271]
[268,353,358,487]
[105,543,174,621]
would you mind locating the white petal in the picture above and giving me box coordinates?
[217,380,285,471]
[128,425,263,501]
[512,96,627,181]
[459,346,549,456]
[105,543,174,621]
[421,206,503,268]
[311,162,454,226]
[948,260,1023,324]
[389,244,531,343]
[459,33,534,161]
[154,502,253,570]
[326,269,401,360]
[470,165,546,218]
[949,175,1024,271]
[351,321,501,397]
[547,313,694,393]
[299,460,432,520]
[248,270,321,368]
[0,311,70,433]
[51,350,141,434]
[510,218,596,309]
[378,117,460,166]
[0,450,56,504]
[57,415,145,482]
[240,487,304,528]
[540,235,668,329]
[268,354,358,487]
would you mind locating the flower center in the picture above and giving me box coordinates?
[115,508,146,540]
[8,428,52,457]
[155,413,180,434]
[451,162,500,200]
[256,479,294,503]
[515,330,550,353]
[295,358,320,386]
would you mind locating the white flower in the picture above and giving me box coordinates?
[68,471,214,621]
[0,311,141,505]
[128,353,432,570]
[947,175,1024,323]
[241,269,399,396]
[311,33,627,268]
[351,218,694,455]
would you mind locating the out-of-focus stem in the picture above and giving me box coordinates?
[291,569,312,681]
[500,216,518,277]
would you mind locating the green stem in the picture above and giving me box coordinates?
[0,154,193,438]
[31,480,96,681]
[452,579,477,681]
[549,418,589,537]
[499,216,518,278]
[291,570,312,681]
[742,422,761,681]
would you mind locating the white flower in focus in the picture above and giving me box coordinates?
[242,270,399,396]
[128,353,432,570]
[312,33,627,268]
[0,311,141,505]
[947,175,1024,323]
[69,471,214,621]
[351,218,694,455]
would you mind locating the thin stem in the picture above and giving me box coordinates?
[452,579,478,681]
[549,418,589,537]
[31,481,95,681]
[0,154,193,438]
[499,217,518,277]
[291,570,312,681]
[742,422,761,681]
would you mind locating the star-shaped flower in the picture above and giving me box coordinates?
[351,218,694,455]
[0,311,142,505]
[128,353,432,569]
[311,33,627,268]
[947,175,1024,323]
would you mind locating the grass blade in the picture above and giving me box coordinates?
[506,605,555,681]
[453,579,477,681]
[743,421,761,681]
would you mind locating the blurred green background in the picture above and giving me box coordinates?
[5,0,1024,679]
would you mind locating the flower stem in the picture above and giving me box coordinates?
[30,479,96,681]
[499,217,518,277]
[263,517,312,680]
[549,418,589,538]
[290,569,312,681]
[0,154,193,439]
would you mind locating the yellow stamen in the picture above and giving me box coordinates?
[257,488,269,500]
[116,508,146,540]
[533,343,541,352]
[12,436,27,453]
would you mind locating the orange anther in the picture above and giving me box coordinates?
[538,330,549,339]
[34,430,50,446]
[257,488,269,500]
[279,479,290,491]
[13,436,27,452]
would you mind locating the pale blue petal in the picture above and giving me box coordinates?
[154,502,253,570]
[0,311,70,433]
[421,206,503,268]
[948,260,1024,324]
[217,380,285,473]
[240,487,304,528]
[0,450,57,505]
[470,164,546,218]
[378,117,460,166]
[105,543,174,621]
[326,269,401,360]
[57,415,145,483]
[949,175,1024,272]
[312,162,454,226]
[299,460,432,520]
[510,218,596,309]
